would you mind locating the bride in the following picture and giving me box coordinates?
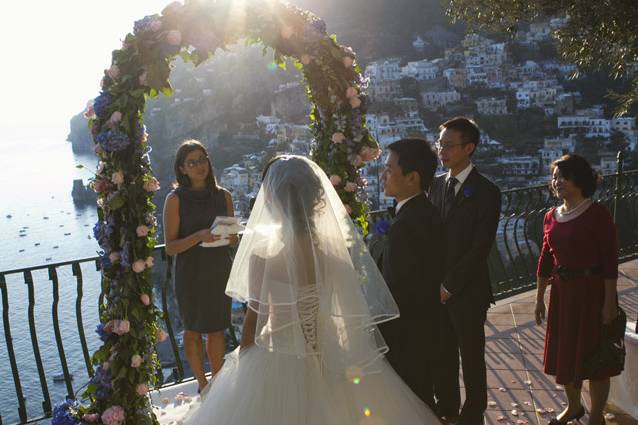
[182,155,439,425]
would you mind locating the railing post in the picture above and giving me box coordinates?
[613,150,625,223]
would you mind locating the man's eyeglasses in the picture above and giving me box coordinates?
[434,142,465,151]
[184,157,208,168]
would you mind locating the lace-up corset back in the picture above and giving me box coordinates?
[297,285,320,352]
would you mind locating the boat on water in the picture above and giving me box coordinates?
[53,373,73,383]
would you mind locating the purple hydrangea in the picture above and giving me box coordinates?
[89,365,112,399]
[93,92,112,118]
[51,399,82,425]
[120,242,131,267]
[134,15,160,34]
[95,323,112,342]
[96,130,131,152]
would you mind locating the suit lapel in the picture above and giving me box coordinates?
[445,168,480,221]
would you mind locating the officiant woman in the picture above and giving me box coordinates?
[163,139,238,392]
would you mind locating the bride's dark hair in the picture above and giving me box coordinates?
[262,156,325,238]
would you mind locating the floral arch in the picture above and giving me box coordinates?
[55,1,379,424]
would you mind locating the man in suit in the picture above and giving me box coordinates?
[378,138,446,410]
[430,117,501,425]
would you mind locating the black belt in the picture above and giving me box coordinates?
[554,265,601,281]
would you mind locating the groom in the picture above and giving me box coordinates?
[430,117,501,425]
[378,138,445,410]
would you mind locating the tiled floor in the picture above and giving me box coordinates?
[477,260,638,425]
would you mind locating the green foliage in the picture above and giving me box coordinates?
[446,0,638,115]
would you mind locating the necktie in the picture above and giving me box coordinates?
[444,177,458,217]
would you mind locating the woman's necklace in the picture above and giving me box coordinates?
[559,198,591,216]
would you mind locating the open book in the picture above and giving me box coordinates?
[200,216,245,248]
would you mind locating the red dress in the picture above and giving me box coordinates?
[537,203,619,384]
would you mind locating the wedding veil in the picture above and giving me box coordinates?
[225,155,399,375]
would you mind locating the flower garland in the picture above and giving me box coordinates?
[54,1,378,424]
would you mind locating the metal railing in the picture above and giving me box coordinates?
[367,155,638,301]
[0,248,239,425]
[1,155,638,424]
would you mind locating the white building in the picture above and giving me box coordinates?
[443,68,468,89]
[368,79,402,102]
[475,97,508,115]
[402,60,438,80]
[421,90,461,111]
[498,156,540,176]
[557,116,611,138]
[611,117,636,136]
[365,59,402,81]
[412,35,426,51]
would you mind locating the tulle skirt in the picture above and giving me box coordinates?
[183,346,440,425]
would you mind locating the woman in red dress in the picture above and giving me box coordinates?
[535,154,620,425]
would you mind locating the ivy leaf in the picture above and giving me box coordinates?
[109,194,125,210]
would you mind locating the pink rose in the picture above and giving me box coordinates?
[138,71,148,86]
[84,101,96,119]
[108,111,122,126]
[132,259,146,273]
[109,251,120,263]
[280,26,294,39]
[330,175,342,186]
[97,161,105,174]
[145,256,154,268]
[101,405,125,425]
[301,54,312,65]
[92,179,108,193]
[344,182,357,192]
[108,65,120,80]
[111,171,124,185]
[115,320,130,335]
[83,413,99,422]
[140,293,151,306]
[359,146,382,162]
[357,177,368,187]
[344,204,353,215]
[343,56,354,68]
[150,19,162,32]
[167,30,182,46]
[102,361,110,371]
[143,177,160,192]
[346,87,358,99]
[94,144,105,155]
[157,329,168,342]
[349,96,362,109]
[331,132,346,144]
[136,383,149,395]
[131,354,143,368]
[351,155,363,167]
[136,225,150,237]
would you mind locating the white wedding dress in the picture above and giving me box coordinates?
[179,156,441,425]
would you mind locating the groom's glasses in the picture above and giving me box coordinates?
[434,142,465,151]
[184,157,209,168]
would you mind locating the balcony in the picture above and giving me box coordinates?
[1,166,638,424]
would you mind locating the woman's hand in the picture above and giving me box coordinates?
[227,233,239,246]
[197,229,221,243]
[602,302,618,325]
[534,301,546,325]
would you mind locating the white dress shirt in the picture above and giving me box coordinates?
[446,163,474,195]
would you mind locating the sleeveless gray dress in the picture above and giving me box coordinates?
[173,186,232,333]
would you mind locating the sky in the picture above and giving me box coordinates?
[0,1,184,143]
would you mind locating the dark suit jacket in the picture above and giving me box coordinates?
[379,193,445,344]
[429,168,501,311]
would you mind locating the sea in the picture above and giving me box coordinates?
[1,137,133,424]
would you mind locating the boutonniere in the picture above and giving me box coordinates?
[374,218,391,236]
[463,186,475,198]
